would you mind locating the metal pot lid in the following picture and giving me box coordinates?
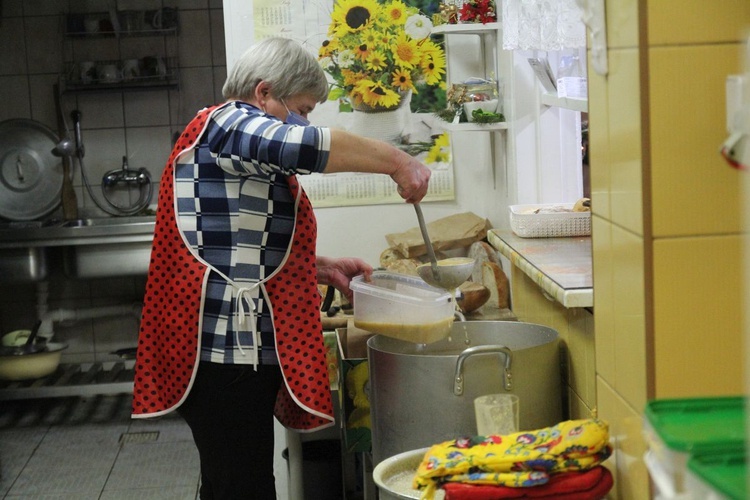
[0,119,63,221]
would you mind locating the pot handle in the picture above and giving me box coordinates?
[453,345,513,396]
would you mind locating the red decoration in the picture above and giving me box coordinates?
[459,0,497,24]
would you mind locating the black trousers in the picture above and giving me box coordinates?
[178,361,283,500]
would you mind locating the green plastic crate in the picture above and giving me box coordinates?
[687,445,746,500]
[643,396,746,494]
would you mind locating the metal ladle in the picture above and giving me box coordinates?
[413,203,475,290]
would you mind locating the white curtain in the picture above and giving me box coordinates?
[502,0,586,51]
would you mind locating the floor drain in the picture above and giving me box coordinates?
[119,431,160,444]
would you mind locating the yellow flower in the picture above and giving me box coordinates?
[318,38,339,58]
[355,79,401,108]
[391,32,421,69]
[392,68,416,93]
[366,50,388,72]
[382,0,408,25]
[421,54,445,86]
[426,133,451,164]
[354,41,372,61]
[331,0,381,35]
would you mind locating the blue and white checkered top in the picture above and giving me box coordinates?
[172,101,331,366]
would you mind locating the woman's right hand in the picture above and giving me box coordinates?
[391,156,431,204]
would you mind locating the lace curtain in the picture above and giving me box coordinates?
[502,0,586,51]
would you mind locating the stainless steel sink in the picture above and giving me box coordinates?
[60,217,156,278]
[0,216,156,280]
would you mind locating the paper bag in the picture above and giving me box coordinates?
[385,212,491,258]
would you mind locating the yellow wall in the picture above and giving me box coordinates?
[587,0,749,498]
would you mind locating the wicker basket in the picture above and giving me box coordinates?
[509,203,591,238]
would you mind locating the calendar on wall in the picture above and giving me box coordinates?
[223,0,456,207]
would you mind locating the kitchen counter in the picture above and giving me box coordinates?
[487,229,593,308]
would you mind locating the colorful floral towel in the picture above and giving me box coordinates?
[413,419,612,499]
[441,466,613,499]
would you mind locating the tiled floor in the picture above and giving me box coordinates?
[0,395,201,499]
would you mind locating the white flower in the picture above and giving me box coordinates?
[404,14,432,40]
[319,56,334,70]
[337,49,356,69]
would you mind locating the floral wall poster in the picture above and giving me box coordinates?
[250,0,456,207]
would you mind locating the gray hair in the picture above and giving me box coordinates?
[222,37,328,103]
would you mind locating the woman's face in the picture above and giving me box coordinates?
[265,93,317,123]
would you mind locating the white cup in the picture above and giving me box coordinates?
[84,17,100,33]
[474,393,519,436]
[97,64,120,83]
[79,61,96,84]
[121,59,141,81]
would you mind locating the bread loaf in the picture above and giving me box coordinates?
[380,247,408,268]
[481,262,510,309]
[383,258,421,276]
[468,241,502,283]
[457,282,491,313]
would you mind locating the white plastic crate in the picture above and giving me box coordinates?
[509,203,591,238]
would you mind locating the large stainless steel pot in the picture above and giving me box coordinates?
[368,321,561,465]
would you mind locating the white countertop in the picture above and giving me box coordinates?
[487,229,593,308]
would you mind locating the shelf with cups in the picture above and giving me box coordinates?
[61,8,179,94]
[65,8,179,38]
[431,21,501,36]
[540,92,588,113]
[60,57,179,93]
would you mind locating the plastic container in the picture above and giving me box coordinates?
[509,203,591,238]
[686,445,746,500]
[643,397,745,495]
[350,272,455,344]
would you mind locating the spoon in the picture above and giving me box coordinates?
[413,204,475,290]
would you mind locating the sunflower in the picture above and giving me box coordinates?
[421,55,445,86]
[354,42,372,61]
[392,68,416,93]
[391,32,421,69]
[318,38,339,58]
[331,0,381,35]
[354,79,401,108]
[382,0,408,25]
[366,50,388,72]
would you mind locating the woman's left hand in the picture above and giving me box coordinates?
[317,256,373,303]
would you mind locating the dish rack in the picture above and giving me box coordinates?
[509,203,591,238]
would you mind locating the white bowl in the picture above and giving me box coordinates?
[463,99,499,122]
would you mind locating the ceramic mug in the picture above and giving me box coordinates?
[97,64,120,83]
[83,17,100,33]
[79,61,96,84]
[121,59,141,81]
[141,56,166,78]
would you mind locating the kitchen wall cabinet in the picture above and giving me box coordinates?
[61,8,180,94]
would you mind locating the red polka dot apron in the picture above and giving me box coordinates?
[132,106,334,431]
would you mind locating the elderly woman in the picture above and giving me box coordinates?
[131,37,431,499]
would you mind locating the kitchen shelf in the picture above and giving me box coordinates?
[431,22,501,35]
[0,361,135,401]
[540,92,588,112]
[435,120,508,132]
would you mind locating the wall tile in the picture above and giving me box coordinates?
[0,76,32,120]
[607,48,643,235]
[611,224,647,412]
[647,0,750,46]
[605,0,639,49]
[178,10,212,68]
[653,235,743,398]
[75,93,125,129]
[210,8,226,67]
[649,44,744,237]
[24,16,63,75]
[0,21,27,76]
[596,376,650,500]
[592,217,616,384]
[587,53,610,220]
[29,74,60,129]
[125,126,174,173]
[124,90,171,127]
